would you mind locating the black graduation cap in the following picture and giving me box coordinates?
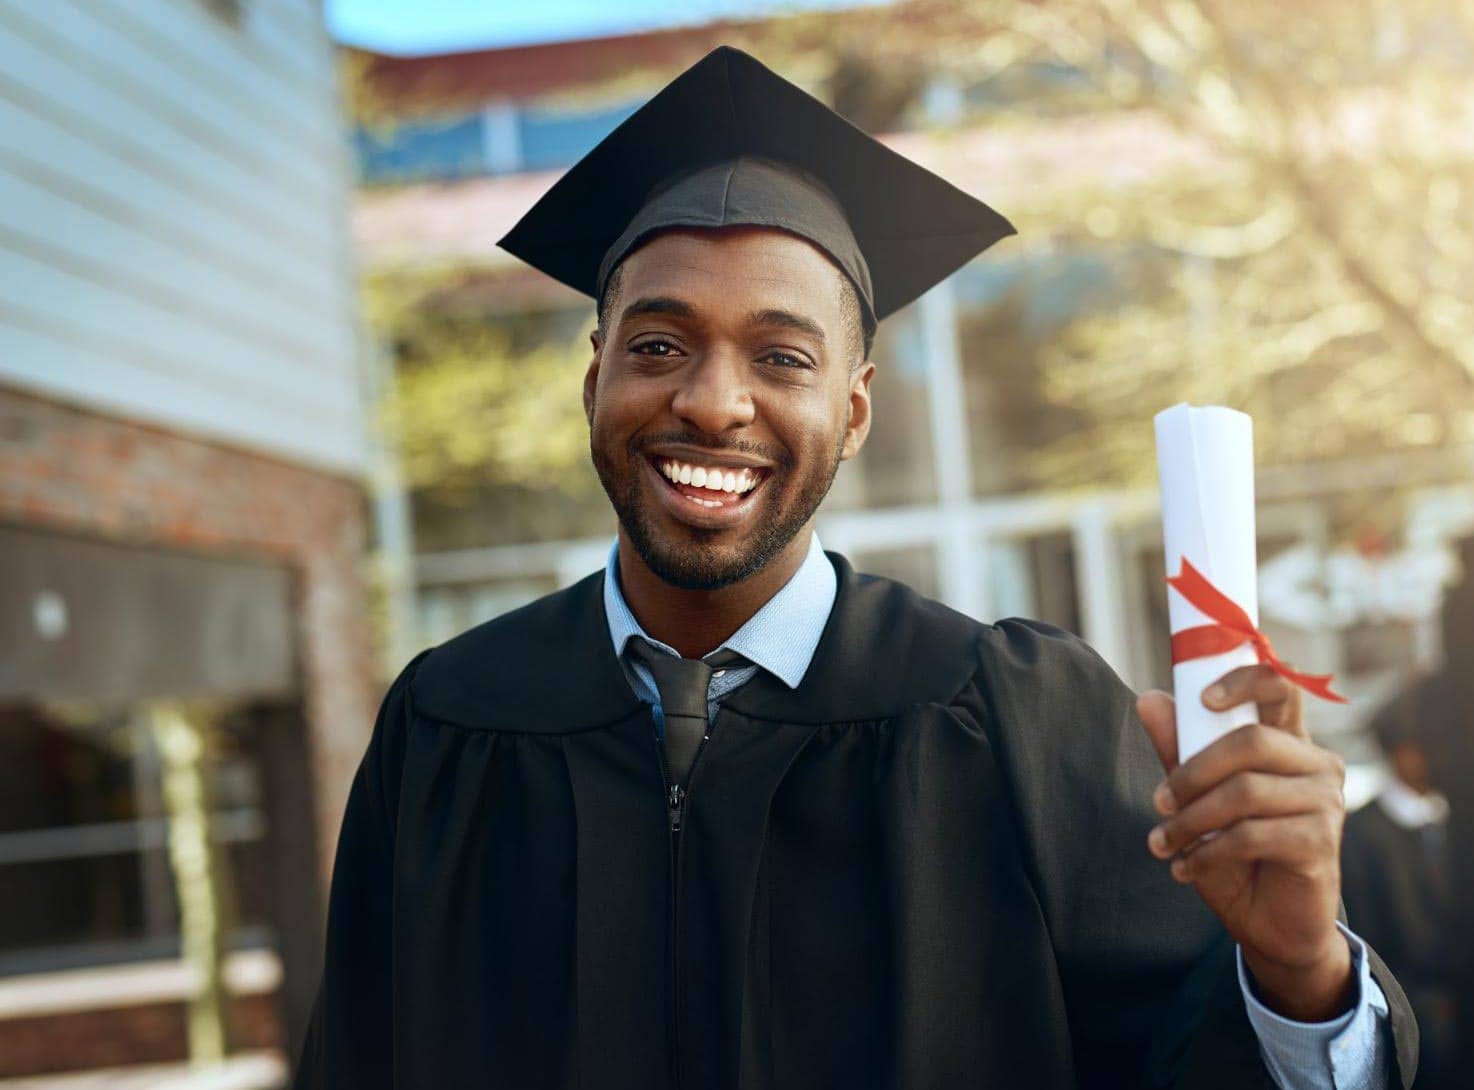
[497,46,1015,335]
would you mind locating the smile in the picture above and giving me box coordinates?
[645,455,771,521]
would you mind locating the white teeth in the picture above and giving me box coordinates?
[658,458,764,496]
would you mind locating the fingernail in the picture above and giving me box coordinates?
[1204,684,1226,707]
[1153,784,1176,815]
[1148,826,1169,857]
[1170,858,1189,882]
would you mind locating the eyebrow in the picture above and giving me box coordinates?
[618,297,827,346]
[620,296,695,323]
[746,308,826,345]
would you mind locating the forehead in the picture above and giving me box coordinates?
[614,226,850,317]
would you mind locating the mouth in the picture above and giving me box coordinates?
[643,453,773,528]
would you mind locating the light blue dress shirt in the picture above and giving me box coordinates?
[602,532,836,729]
[603,532,1392,1089]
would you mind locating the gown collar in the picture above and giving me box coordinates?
[412,547,983,731]
[1375,776,1450,828]
[601,531,837,691]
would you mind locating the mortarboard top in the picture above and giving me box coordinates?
[497,46,1015,337]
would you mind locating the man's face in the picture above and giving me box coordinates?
[584,227,874,590]
[1389,740,1432,795]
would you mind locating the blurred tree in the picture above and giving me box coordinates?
[742,0,1474,489]
[148,704,234,1064]
[365,268,593,506]
[347,0,1474,540]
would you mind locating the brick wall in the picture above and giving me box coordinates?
[0,994,282,1078]
[0,384,379,897]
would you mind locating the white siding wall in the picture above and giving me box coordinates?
[0,0,366,473]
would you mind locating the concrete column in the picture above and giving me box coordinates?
[365,342,420,676]
[917,278,986,619]
[1073,499,1132,679]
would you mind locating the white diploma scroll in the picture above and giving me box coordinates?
[1153,404,1260,762]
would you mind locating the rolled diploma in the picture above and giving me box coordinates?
[1154,404,1260,762]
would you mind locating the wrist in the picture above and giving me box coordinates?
[1242,933,1355,1022]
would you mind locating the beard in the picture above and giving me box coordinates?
[591,428,844,591]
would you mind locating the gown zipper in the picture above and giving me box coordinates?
[654,717,716,1089]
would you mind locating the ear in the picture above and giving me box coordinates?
[839,360,875,461]
[583,331,602,426]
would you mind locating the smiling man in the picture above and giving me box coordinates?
[295,48,1416,1089]
[588,226,869,644]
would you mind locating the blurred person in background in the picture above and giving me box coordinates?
[1428,539,1474,1080]
[1342,709,1456,1087]
[1359,535,1474,1081]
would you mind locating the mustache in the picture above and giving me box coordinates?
[631,431,791,469]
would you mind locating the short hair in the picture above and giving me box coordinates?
[597,259,873,368]
[838,276,875,365]
[595,260,626,342]
[1369,691,1423,755]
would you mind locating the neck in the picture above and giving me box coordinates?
[616,525,813,658]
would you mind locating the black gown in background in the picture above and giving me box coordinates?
[293,553,1416,1090]
[1361,676,1474,1083]
[1342,798,1454,1088]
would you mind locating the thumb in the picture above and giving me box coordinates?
[1136,689,1179,774]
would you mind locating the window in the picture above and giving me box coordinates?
[0,702,272,975]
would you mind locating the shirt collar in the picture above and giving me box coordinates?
[602,531,837,690]
[1376,775,1450,829]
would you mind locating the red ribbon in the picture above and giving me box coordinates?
[1166,557,1347,704]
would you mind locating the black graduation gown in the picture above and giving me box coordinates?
[1342,801,1455,1087]
[1343,801,1453,997]
[1369,674,1474,1074]
[294,553,1416,1090]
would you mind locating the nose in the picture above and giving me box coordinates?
[669,351,755,435]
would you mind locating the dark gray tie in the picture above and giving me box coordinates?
[629,641,748,786]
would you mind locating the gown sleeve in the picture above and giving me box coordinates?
[1338,810,1383,953]
[964,619,1417,1090]
[292,653,425,1090]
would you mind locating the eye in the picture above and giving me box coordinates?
[760,349,810,369]
[631,338,681,357]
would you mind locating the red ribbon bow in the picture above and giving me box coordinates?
[1166,557,1347,704]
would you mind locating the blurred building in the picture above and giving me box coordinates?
[349,20,1474,798]
[0,0,375,1082]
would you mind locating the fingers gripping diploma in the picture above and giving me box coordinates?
[1137,664,1356,1023]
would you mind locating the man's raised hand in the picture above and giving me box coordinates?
[1137,665,1355,1022]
